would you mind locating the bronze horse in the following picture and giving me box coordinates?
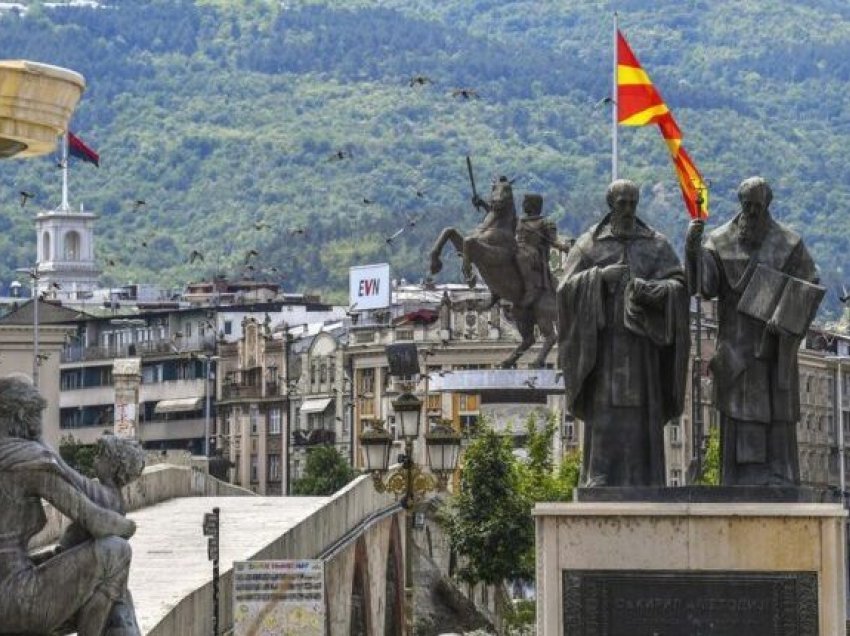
[429,178,558,368]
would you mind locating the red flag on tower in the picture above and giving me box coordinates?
[68,131,99,167]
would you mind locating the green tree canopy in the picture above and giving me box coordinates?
[291,445,358,496]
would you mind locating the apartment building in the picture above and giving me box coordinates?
[215,316,290,495]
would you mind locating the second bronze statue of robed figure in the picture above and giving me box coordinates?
[558,180,690,487]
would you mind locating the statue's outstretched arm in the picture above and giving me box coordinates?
[21,468,135,539]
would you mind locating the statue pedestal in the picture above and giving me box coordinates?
[534,501,846,635]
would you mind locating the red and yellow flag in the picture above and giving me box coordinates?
[617,30,708,219]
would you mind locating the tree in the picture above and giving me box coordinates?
[58,434,97,477]
[442,414,580,587]
[516,413,579,506]
[441,420,534,584]
[696,424,721,486]
[291,445,358,496]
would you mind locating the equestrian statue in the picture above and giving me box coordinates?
[428,161,570,368]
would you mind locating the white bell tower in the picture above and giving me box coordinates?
[35,133,100,299]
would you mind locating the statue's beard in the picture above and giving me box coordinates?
[610,212,635,236]
[738,215,766,247]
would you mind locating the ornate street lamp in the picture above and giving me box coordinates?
[359,422,393,473]
[425,422,462,485]
[360,392,462,506]
[392,391,422,440]
[360,344,464,634]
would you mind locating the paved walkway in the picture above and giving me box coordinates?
[128,495,329,634]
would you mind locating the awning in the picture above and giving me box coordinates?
[299,397,333,414]
[154,397,204,414]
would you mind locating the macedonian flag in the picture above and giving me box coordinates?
[617,30,708,219]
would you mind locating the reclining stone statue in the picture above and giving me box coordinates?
[0,375,140,636]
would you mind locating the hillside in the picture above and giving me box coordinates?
[0,0,848,316]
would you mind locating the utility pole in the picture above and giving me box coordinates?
[203,507,220,636]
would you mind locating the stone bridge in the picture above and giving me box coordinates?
[121,466,405,635]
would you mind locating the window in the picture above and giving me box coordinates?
[669,425,681,444]
[250,406,259,434]
[234,455,241,482]
[458,394,478,412]
[563,418,576,442]
[460,415,478,437]
[268,454,281,482]
[670,468,682,487]
[308,412,326,431]
[320,364,327,383]
[359,368,375,394]
[63,230,80,261]
[250,454,259,483]
[220,409,231,436]
[359,397,375,416]
[396,329,413,341]
[60,370,81,390]
[329,363,336,385]
[268,408,282,434]
[224,320,233,336]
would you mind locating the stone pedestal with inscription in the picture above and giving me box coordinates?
[534,502,846,636]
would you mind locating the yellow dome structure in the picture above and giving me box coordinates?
[0,60,85,159]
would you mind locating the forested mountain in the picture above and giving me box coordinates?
[1,0,849,316]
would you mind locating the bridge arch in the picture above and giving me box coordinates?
[383,514,404,636]
[350,536,372,636]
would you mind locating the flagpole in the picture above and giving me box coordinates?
[612,12,619,181]
[61,132,69,211]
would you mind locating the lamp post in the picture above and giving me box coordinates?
[359,388,462,635]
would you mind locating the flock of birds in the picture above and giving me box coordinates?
[19,72,848,311]
[15,74,486,283]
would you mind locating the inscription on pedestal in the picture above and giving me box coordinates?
[562,570,818,636]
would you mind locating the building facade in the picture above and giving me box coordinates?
[215,317,290,495]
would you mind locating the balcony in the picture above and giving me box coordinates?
[140,417,205,442]
[61,336,217,363]
[221,384,262,400]
[292,428,336,447]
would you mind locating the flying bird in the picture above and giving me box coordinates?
[414,189,425,199]
[289,227,306,236]
[50,282,62,290]
[362,198,374,205]
[243,249,259,265]
[254,220,270,230]
[132,199,146,211]
[409,75,433,87]
[19,191,33,207]
[405,213,420,227]
[523,376,538,389]
[188,250,204,264]
[385,227,406,244]
[328,149,350,162]
[593,96,615,108]
[840,284,850,304]
[451,88,479,100]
